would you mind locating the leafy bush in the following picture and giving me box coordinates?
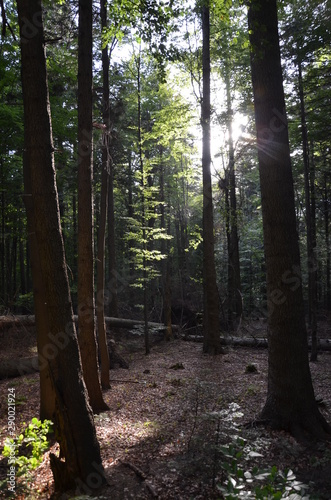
[2,418,53,477]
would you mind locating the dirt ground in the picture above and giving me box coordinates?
[0,320,330,499]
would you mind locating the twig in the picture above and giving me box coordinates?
[120,460,147,480]
[110,379,144,384]
[120,460,158,498]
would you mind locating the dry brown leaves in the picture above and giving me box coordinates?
[0,324,330,499]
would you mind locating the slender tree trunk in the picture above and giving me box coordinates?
[225,64,242,329]
[72,193,77,281]
[201,2,222,354]
[247,0,330,439]
[160,158,173,340]
[77,0,108,412]
[309,141,318,360]
[96,0,111,389]
[0,157,6,305]
[19,214,26,298]
[25,241,31,294]
[136,49,150,354]
[107,166,119,316]
[17,0,107,491]
[297,59,318,361]
[127,155,135,306]
[11,235,17,306]
[323,172,331,310]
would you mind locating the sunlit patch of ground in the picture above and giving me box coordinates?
[0,325,330,498]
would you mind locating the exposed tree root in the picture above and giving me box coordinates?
[256,406,331,443]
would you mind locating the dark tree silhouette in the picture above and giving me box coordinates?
[17,0,107,491]
[247,0,330,439]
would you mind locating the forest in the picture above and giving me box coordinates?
[0,0,330,498]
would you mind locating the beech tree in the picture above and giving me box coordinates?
[16,0,107,491]
[247,0,330,438]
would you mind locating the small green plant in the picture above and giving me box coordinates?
[2,418,53,477]
[217,435,310,499]
[245,363,258,373]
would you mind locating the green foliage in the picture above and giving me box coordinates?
[245,363,258,373]
[16,292,34,312]
[2,418,53,477]
[217,433,310,499]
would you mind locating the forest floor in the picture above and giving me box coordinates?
[0,319,331,499]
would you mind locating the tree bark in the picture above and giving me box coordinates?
[323,171,331,310]
[136,49,150,355]
[225,63,242,329]
[297,59,318,362]
[160,160,173,341]
[96,0,111,390]
[16,0,107,491]
[77,0,108,412]
[202,2,223,354]
[247,0,330,439]
[22,167,55,421]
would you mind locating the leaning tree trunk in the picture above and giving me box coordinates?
[16,0,107,492]
[201,2,222,355]
[247,0,330,439]
[77,0,108,412]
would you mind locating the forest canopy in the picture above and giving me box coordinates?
[0,0,330,324]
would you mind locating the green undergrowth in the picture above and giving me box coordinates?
[1,418,53,496]
[185,399,312,499]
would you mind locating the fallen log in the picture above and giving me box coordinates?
[185,335,331,351]
[0,315,36,330]
[0,315,179,332]
[1,334,330,380]
[0,356,39,379]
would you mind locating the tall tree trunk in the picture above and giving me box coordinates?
[107,166,119,316]
[297,59,318,361]
[77,0,108,412]
[225,64,242,329]
[127,155,135,306]
[201,2,222,354]
[16,0,107,491]
[136,50,150,355]
[323,172,331,310]
[247,0,330,439]
[72,193,77,282]
[97,0,111,390]
[22,171,55,420]
[0,157,4,304]
[160,158,173,340]
[11,235,17,307]
[19,214,26,298]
